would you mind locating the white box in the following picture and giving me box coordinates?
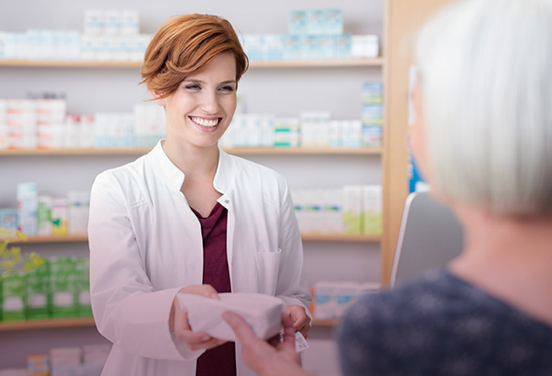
[84,9,103,36]
[68,191,90,235]
[121,9,140,36]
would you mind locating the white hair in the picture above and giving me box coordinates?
[415,0,552,216]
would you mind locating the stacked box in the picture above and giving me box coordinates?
[363,185,383,235]
[1,272,26,321]
[37,195,52,236]
[26,354,50,376]
[25,261,50,320]
[0,208,18,237]
[75,257,92,317]
[67,191,90,235]
[313,281,338,321]
[17,182,38,236]
[51,198,68,235]
[323,188,342,234]
[49,257,76,318]
[342,185,363,235]
[6,99,36,149]
[362,82,384,147]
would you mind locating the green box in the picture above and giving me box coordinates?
[74,257,92,317]
[49,257,77,318]
[1,272,26,321]
[26,260,50,320]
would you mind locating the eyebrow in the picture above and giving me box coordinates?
[184,79,237,85]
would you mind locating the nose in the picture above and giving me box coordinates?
[200,89,220,115]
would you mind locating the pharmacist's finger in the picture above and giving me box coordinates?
[179,284,219,299]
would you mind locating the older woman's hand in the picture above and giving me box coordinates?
[223,311,313,376]
[170,284,227,351]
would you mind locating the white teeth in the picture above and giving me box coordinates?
[191,117,219,127]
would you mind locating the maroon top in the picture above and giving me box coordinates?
[191,202,236,376]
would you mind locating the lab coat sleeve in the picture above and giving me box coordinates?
[88,171,204,361]
[275,179,313,314]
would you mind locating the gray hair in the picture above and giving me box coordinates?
[415,0,552,216]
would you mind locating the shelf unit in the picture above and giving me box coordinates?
[0,317,95,332]
[0,147,382,156]
[0,317,338,331]
[0,25,386,346]
[11,233,380,244]
[0,58,383,69]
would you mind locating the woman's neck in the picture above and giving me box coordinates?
[161,139,220,179]
[448,202,552,325]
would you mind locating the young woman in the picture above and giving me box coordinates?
[224,0,552,375]
[88,14,311,376]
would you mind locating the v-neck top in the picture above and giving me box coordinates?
[191,201,236,376]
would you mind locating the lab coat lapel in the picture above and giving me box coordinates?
[213,148,237,288]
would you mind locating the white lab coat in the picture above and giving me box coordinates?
[88,141,311,376]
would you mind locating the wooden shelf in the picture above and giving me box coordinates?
[312,319,339,327]
[0,58,383,69]
[14,234,378,244]
[0,147,382,156]
[10,235,88,243]
[0,317,95,331]
[301,233,381,242]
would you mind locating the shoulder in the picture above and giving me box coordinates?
[226,153,289,194]
[91,155,149,201]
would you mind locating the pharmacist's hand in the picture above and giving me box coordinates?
[170,284,227,351]
[223,311,312,376]
[284,305,311,339]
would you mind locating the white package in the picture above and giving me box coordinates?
[177,292,284,342]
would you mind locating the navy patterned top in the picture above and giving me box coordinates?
[337,269,552,376]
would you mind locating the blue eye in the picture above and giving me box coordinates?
[219,86,235,93]
[185,84,201,90]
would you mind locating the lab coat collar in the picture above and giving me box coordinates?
[146,140,235,195]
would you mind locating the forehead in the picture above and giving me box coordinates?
[185,52,237,82]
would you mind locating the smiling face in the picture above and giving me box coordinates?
[153,51,237,152]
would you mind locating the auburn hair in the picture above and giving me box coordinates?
[140,14,248,99]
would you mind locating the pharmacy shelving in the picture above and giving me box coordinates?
[0,57,383,69]
[0,147,382,156]
[0,317,337,331]
[0,317,95,332]
[12,233,380,244]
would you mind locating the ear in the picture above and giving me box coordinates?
[150,90,166,106]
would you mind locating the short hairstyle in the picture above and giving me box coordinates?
[141,14,248,99]
[415,0,552,216]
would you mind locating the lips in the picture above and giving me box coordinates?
[190,116,222,128]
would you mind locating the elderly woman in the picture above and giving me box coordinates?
[224,0,552,375]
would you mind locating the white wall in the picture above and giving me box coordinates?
[0,0,383,372]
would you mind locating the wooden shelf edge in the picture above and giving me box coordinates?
[301,234,381,242]
[10,235,88,243]
[312,319,339,327]
[0,317,95,331]
[0,58,383,69]
[12,234,379,244]
[0,147,382,156]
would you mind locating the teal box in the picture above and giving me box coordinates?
[301,35,319,60]
[307,9,326,35]
[318,35,336,59]
[283,35,302,60]
[289,10,308,34]
[325,9,344,35]
[336,34,352,59]
[0,208,18,237]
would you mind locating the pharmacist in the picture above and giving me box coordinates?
[88,14,311,376]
